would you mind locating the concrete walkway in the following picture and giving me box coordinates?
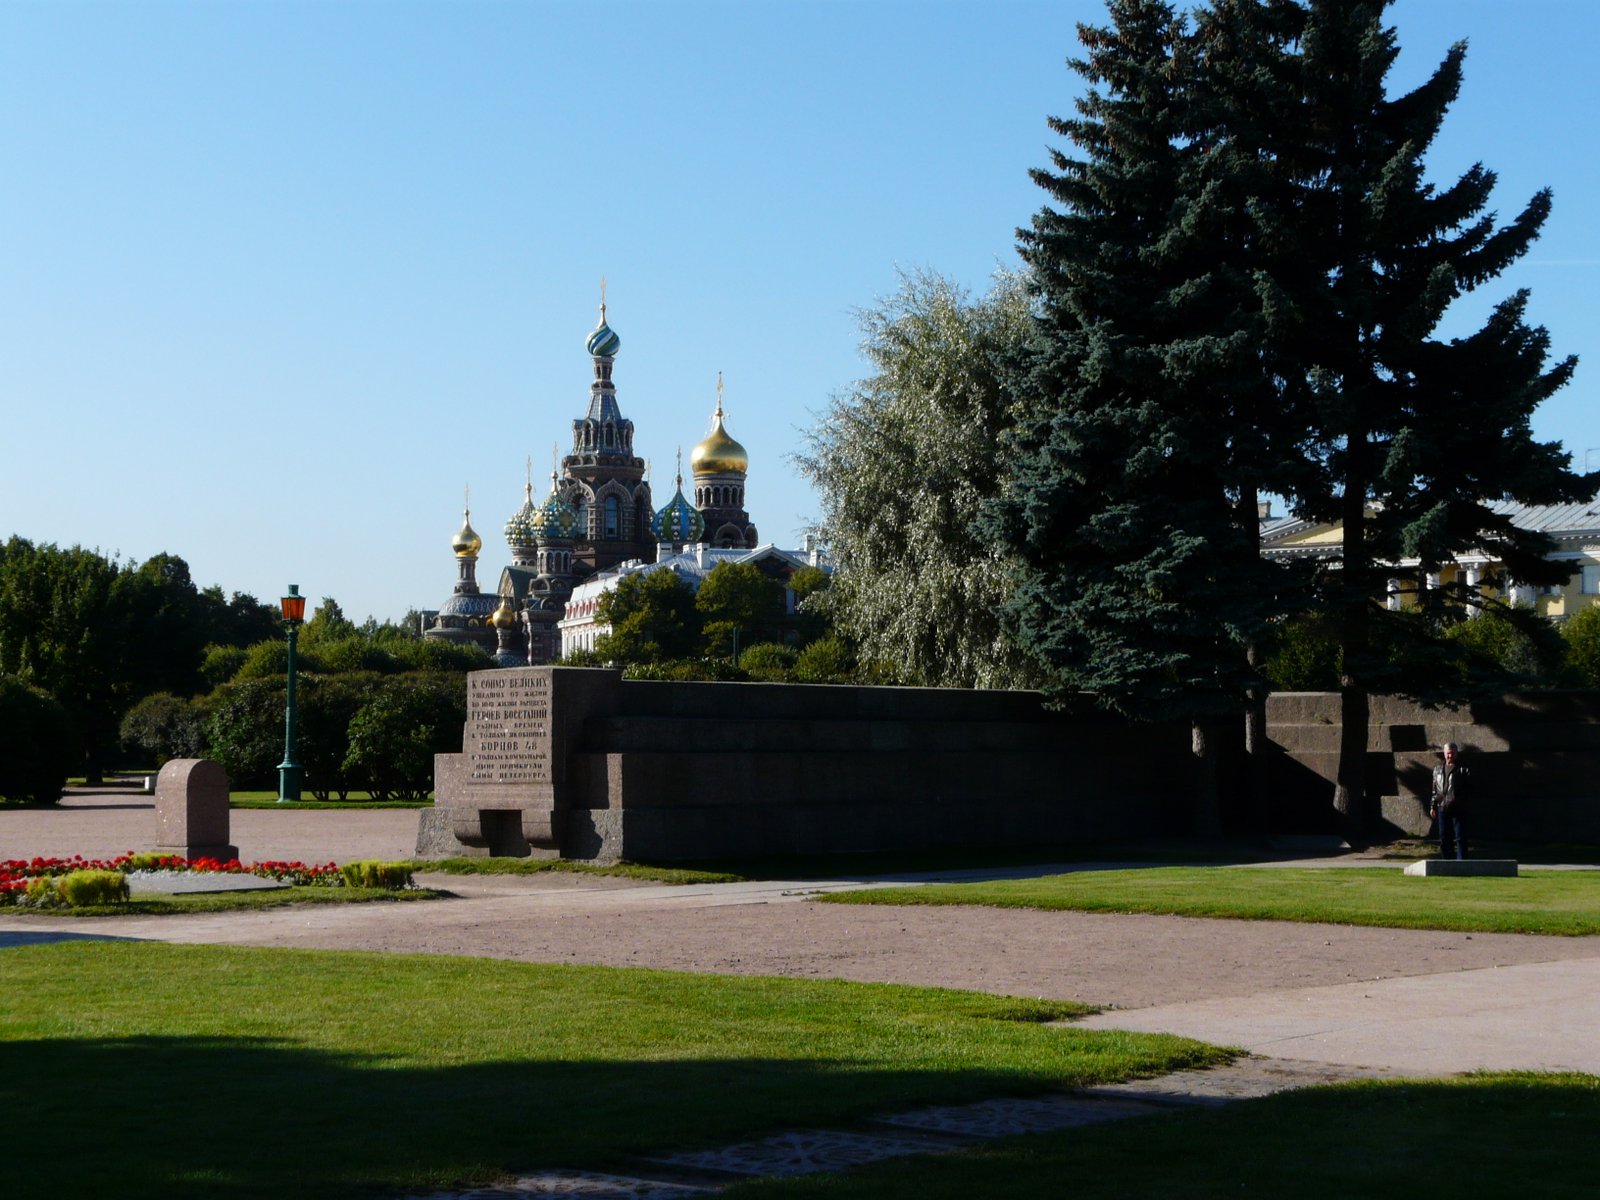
[6,788,1598,1195]
[6,787,1598,1084]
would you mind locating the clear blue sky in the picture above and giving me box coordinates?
[4,0,1597,625]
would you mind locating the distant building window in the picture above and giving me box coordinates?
[604,496,621,538]
[1583,564,1600,595]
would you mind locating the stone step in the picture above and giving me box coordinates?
[1402,859,1519,877]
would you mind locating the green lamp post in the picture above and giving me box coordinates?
[277,584,307,803]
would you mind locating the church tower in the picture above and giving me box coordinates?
[691,373,759,549]
[559,287,655,576]
[523,468,580,664]
[423,496,498,652]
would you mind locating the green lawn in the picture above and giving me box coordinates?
[821,866,1600,936]
[0,942,1227,1199]
[722,1073,1600,1199]
[21,884,441,917]
[413,856,741,884]
[229,791,432,808]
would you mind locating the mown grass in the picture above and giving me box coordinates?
[12,886,443,917]
[230,791,432,808]
[821,866,1600,936]
[412,856,741,884]
[0,942,1227,1199]
[722,1072,1600,1199]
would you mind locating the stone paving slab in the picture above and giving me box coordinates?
[124,870,289,896]
[646,1128,955,1179]
[408,1058,1395,1198]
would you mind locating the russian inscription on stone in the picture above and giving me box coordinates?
[465,671,552,790]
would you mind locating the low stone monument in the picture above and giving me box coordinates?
[1403,859,1518,877]
[153,758,237,861]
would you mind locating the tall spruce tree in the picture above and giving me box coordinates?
[1242,1,1590,830]
[986,0,1292,831]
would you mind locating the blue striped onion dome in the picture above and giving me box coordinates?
[586,313,621,358]
[532,479,581,540]
[652,484,705,543]
[504,483,539,546]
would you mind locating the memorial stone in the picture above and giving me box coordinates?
[153,758,237,861]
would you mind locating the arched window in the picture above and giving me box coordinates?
[574,497,588,537]
[604,495,621,538]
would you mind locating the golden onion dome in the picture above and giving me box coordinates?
[490,596,519,630]
[691,378,749,476]
[452,507,483,558]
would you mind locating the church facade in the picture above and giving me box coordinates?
[422,300,761,665]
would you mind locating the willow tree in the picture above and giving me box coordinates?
[797,270,1035,690]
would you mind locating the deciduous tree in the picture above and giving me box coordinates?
[798,270,1035,689]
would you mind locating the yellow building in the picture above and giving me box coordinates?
[1260,495,1600,622]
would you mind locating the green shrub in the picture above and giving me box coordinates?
[737,642,798,682]
[56,869,130,906]
[1263,615,1342,692]
[623,658,746,682]
[120,692,210,765]
[316,636,402,675]
[231,639,328,681]
[0,677,81,805]
[24,877,59,906]
[339,860,414,889]
[1562,604,1600,687]
[391,639,490,672]
[793,636,854,683]
[341,674,466,802]
[199,644,250,688]
[205,679,287,788]
[1443,605,1565,684]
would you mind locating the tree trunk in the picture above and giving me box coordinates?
[1334,682,1368,842]
[1245,640,1270,831]
[1236,489,1270,833]
[1192,718,1222,837]
[1333,467,1371,844]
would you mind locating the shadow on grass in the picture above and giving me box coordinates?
[4,1034,1072,1200]
[722,1074,1600,1198]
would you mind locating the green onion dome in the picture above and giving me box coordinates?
[532,475,581,541]
[652,481,705,544]
[504,480,539,547]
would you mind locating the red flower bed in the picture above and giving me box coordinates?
[0,852,343,898]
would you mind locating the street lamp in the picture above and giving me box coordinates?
[277,584,307,803]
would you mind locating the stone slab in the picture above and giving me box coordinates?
[1402,859,1518,877]
[125,871,290,896]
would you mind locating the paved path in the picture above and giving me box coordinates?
[6,788,1599,1081]
[7,788,1598,1195]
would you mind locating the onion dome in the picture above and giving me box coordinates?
[653,476,705,544]
[504,479,539,547]
[586,304,621,358]
[490,596,520,630]
[452,506,482,558]
[691,374,748,475]
[532,472,581,541]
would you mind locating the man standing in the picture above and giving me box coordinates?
[1430,742,1470,860]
